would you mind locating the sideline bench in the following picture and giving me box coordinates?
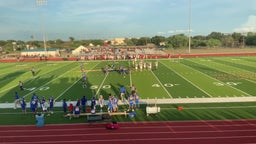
[109,111,128,117]
[65,111,128,120]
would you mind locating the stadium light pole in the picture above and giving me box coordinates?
[188,0,192,54]
[36,0,47,57]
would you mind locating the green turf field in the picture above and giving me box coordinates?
[0,56,256,103]
[1,56,256,125]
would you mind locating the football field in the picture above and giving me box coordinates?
[0,56,256,103]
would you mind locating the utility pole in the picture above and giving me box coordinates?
[188,0,192,53]
[36,0,47,57]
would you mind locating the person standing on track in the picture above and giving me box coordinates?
[35,113,44,128]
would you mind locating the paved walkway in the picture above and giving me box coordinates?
[1,97,256,109]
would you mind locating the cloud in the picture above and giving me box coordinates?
[57,0,133,17]
[234,15,256,33]
[0,0,38,12]
[167,29,193,34]
[157,29,193,36]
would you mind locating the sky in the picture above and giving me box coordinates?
[0,0,255,41]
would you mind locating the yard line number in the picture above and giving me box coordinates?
[152,83,180,88]
[24,87,50,91]
[23,82,241,92]
[213,82,241,86]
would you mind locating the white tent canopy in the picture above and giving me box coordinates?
[72,45,89,55]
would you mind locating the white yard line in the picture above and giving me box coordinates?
[129,61,133,87]
[0,63,70,94]
[150,70,172,98]
[95,72,109,96]
[23,64,78,98]
[56,62,100,101]
[161,61,212,97]
[185,59,251,96]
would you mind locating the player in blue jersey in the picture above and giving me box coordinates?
[128,91,136,112]
[31,93,38,101]
[112,96,118,112]
[48,96,55,114]
[134,92,140,108]
[14,92,19,109]
[30,99,37,115]
[62,99,68,115]
[107,96,113,112]
[19,97,26,114]
[119,85,126,102]
[73,105,81,118]
[81,96,87,113]
[119,65,126,78]
[91,96,96,110]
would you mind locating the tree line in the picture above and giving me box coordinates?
[0,31,256,54]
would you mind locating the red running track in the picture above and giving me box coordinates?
[1,119,256,144]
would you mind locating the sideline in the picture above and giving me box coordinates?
[1,96,256,109]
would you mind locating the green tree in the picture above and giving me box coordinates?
[246,33,256,46]
[130,38,139,46]
[222,35,234,47]
[207,32,224,40]
[206,38,221,48]
[137,37,151,46]
[231,32,243,47]
[167,34,188,48]
[192,35,207,48]
[151,36,166,46]
[69,37,75,44]
[124,38,134,46]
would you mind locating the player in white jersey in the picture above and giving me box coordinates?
[143,61,147,69]
[148,62,152,70]
[135,63,138,71]
[154,61,158,70]
[139,61,143,72]
[82,73,87,88]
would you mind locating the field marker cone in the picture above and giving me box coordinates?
[178,106,184,111]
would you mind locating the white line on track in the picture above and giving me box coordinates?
[2,135,256,144]
[2,129,256,138]
[2,123,256,133]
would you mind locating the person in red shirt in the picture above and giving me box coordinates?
[69,103,74,114]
